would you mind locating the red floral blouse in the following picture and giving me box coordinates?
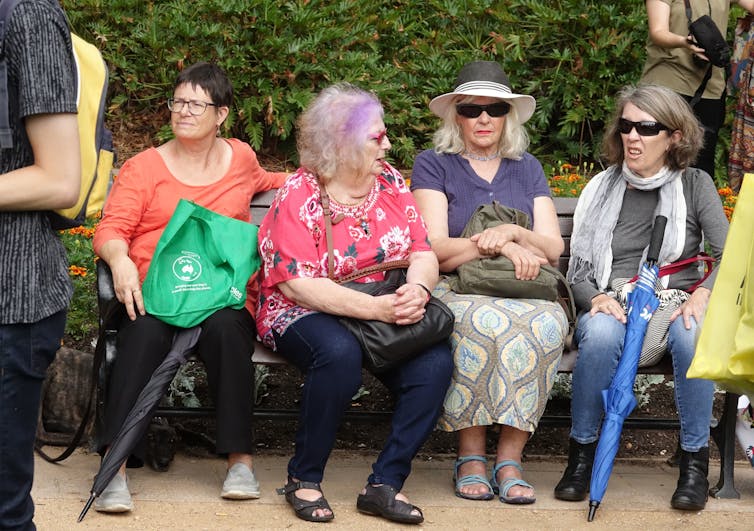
[255,162,431,349]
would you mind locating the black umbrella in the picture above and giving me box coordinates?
[78,326,201,522]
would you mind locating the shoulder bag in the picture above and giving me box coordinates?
[320,185,454,373]
[447,201,576,323]
[142,199,260,328]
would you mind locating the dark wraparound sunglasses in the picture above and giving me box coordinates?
[618,118,669,136]
[456,102,511,118]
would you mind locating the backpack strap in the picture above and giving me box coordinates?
[0,0,23,149]
[34,260,124,463]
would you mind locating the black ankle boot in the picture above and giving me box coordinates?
[554,439,597,501]
[671,447,709,511]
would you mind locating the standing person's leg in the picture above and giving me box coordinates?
[356,341,452,524]
[555,311,625,501]
[197,307,258,499]
[667,317,714,510]
[0,310,66,531]
[684,95,726,180]
[273,313,363,521]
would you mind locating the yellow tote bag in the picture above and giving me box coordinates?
[688,174,754,395]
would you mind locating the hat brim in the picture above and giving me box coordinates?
[429,88,535,125]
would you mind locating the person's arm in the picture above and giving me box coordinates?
[97,238,145,321]
[670,172,730,328]
[646,0,706,56]
[474,196,563,265]
[734,0,754,14]
[279,250,438,326]
[412,188,481,272]
[0,113,80,210]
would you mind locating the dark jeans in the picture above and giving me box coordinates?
[0,310,67,531]
[274,312,452,490]
[100,307,256,461]
[683,93,726,181]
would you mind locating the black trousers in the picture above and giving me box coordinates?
[101,307,256,462]
[682,93,726,181]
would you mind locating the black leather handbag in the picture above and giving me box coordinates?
[320,185,454,373]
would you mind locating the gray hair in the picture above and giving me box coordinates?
[431,95,529,159]
[297,82,384,182]
[603,84,703,171]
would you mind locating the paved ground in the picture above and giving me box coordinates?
[31,447,754,530]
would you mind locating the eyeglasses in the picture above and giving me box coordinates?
[369,129,388,144]
[167,98,218,116]
[618,118,669,136]
[455,102,511,118]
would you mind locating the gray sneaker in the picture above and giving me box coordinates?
[221,463,260,499]
[93,473,133,513]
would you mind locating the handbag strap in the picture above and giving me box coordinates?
[318,180,409,283]
[628,253,716,292]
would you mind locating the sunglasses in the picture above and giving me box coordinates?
[455,102,511,118]
[618,118,669,136]
[369,129,388,144]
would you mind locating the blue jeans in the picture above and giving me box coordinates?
[0,310,67,531]
[570,311,714,452]
[274,312,452,490]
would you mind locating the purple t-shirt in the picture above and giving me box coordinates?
[410,150,551,237]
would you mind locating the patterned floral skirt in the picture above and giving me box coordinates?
[434,278,568,433]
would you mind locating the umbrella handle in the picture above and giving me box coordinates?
[646,215,667,266]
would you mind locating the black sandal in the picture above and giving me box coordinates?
[276,479,334,523]
[356,483,424,525]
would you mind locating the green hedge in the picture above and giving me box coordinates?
[61,0,742,175]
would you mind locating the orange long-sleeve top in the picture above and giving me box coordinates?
[93,138,288,316]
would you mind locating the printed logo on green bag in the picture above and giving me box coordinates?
[173,252,203,282]
[229,286,243,301]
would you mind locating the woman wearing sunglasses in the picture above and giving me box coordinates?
[556,84,728,511]
[411,61,567,504]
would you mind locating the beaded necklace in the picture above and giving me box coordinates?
[462,150,500,162]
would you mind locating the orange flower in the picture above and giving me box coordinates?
[69,265,88,277]
[718,187,733,197]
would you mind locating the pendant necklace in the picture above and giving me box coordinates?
[462,150,500,162]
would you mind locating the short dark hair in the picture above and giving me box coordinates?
[173,62,233,107]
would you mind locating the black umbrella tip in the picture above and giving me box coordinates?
[78,494,95,522]
[587,500,600,522]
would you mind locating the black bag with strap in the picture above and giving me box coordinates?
[446,201,576,330]
[684,0,731,107]
[319,184,454,373]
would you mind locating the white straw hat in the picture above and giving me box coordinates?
[429,61,536,125]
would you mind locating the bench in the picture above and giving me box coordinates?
[96,190,741,497]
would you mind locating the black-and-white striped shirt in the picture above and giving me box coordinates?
[0,0,77,324]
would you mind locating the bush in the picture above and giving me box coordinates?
[59,219,99,348]
[62,0,654,170]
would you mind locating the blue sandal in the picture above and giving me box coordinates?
[490,460,536,505]
[453,455,495,501]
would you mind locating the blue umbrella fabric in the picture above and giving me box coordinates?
[587,216,666,522]
[78,326,201,522]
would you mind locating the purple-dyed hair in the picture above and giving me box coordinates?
[297,82,384,181]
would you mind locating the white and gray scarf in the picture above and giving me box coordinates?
[567,163,686,291]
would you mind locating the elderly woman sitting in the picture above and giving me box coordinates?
[256,82,452,524]
[411,61,568,504]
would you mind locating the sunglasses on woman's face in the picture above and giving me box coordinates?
[618,118,669,136]
[455,102,511,118]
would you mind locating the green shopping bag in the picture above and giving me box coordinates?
[688,174,754,395]
[142,199,260,328]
